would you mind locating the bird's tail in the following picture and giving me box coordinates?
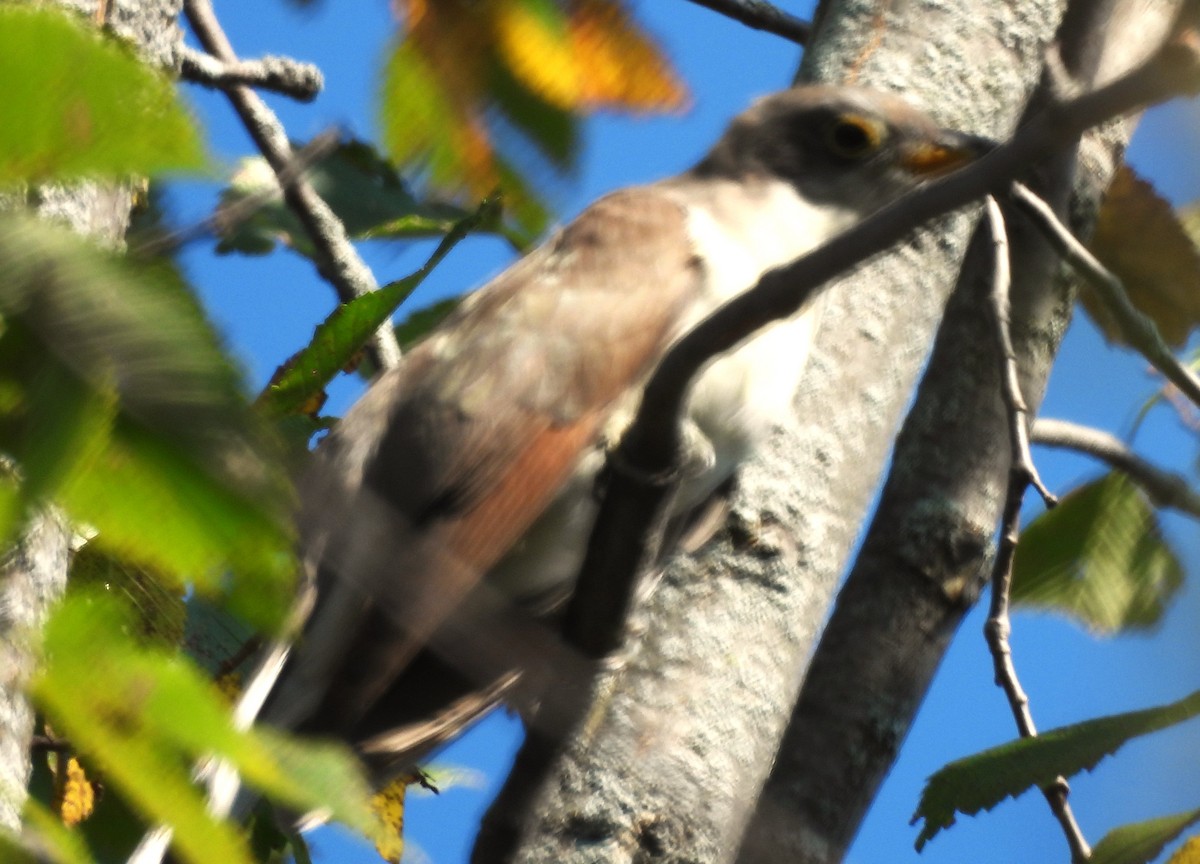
[124,640,293,864]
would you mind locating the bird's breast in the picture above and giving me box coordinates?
[487,178,842,606]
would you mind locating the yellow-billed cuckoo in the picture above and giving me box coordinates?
[252,85,984,784]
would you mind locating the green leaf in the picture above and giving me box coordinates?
[394,297,461,350]
[377,39,549,247]
[379,38,465,193]
[257,196,499,417]
[0,5,204,181]
[69,543,188,649]
[1012,472,1184,633]
[33,593,378,864]
[215,141,484,257]
[33,594,255,864]
[4,798,98,864]
[1090,810,1200,864]
[0,216,294,627]
[913,689,1200,849]
[486,53,578,168]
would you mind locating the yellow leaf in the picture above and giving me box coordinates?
[567,0,688,111]
[384,0,685,200]
[369,770,435,863]
[52,756,96,827]
[1169,836,1200,864]
[1086,166,1200,347]
[495,0,580,109]
[215,671,243,704]
[370,773,413,864]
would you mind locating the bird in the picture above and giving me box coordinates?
[248,85,986,792]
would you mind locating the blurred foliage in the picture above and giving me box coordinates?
[380,0,687,237]
[1087,167,1200,348]
[395,296,460,351]
[213,140,528,257]
[1012,472,1184,634]
[3,797,98,863]
[69,544,188,648]
[0,215,296,628]
[32,592,377,864]
[0,5,204,182]
[1089,810,1200,864]
[1168,836,1200,864]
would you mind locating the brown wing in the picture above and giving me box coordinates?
[265,187,703,740]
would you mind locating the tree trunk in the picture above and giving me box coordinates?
[497,2,1066,862]
[0,0,183,831]
[738,2,1181,861]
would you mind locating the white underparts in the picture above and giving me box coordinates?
[488,178,853,604]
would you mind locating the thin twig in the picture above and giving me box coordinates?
[985,197,1057,507]
[682,0,810,44]
[182,0,401,370]
[1032,417,1200,517]
[29,734,72,754]
[1009,180,1200,408]
[176,45,323,102]
[982,198,1088,864]
[983,471,1092,863]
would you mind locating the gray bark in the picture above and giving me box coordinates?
[0,0,183,831]
[504,2,1064,862]
[729,3,1180,859]
[737,2,1181,862]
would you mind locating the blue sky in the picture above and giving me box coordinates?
[164,2,1200,862]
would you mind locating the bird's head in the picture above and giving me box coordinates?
[695,85,991,214]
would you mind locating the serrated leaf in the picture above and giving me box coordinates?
[0,5,204,181]
[1091,810,1200,864]
[0,216,295,628]
[214,140,477,258]
[1086,167,1200,347]
[258,197,498,417]
[1011,473,1184,633]
[33,593,378,864]
[913,689,1200,849]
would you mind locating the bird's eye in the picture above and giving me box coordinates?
[825,114,885,159]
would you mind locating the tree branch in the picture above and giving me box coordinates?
[1032,417,1200,516]
[737,2,1185,860]
[985,196,1057,508]
[682,0,811,44]
[176,44,323,102]
[983,467,1091,862]
[182,0,401,370]
[1009,179,1200,407]
[982,197,1088,863]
